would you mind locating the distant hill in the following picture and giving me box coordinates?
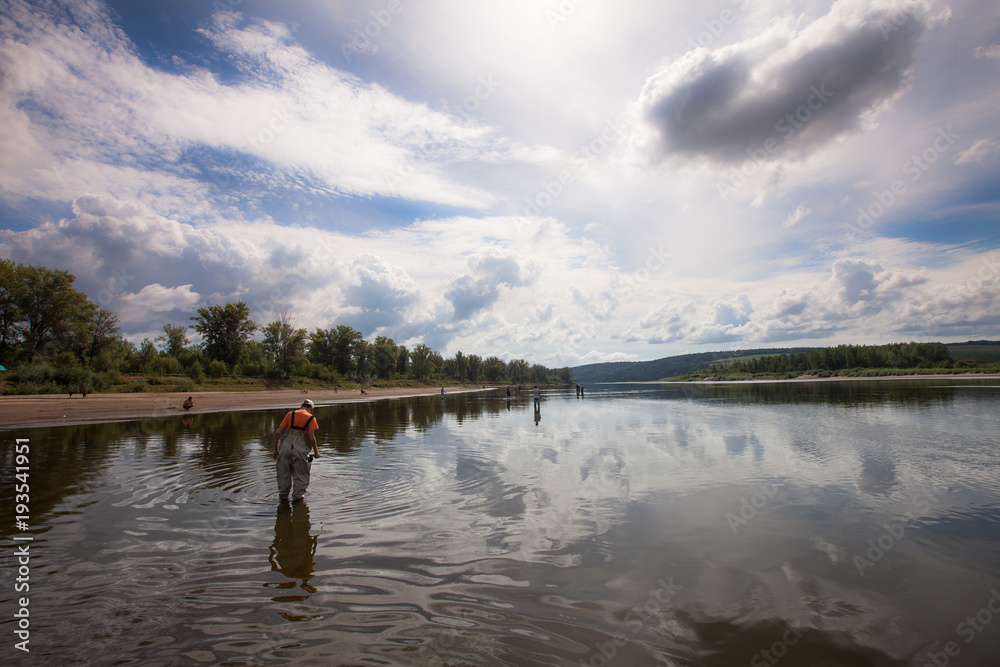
[946,340,1000,363]
[571,347,817,383]
[570,341,1000,383]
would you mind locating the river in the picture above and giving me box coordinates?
[2,379,999,665]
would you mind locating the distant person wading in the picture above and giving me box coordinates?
[272,399,321,503]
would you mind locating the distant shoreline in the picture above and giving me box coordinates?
[662,373,1000,384]
[0,385,496,431]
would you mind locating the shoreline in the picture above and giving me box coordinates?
[0,386,495,431]
[664,372,1000,384]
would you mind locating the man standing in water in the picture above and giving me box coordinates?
[272,399,321,502]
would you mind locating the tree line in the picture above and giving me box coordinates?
[702,342,954,376]
[0,261,572,393]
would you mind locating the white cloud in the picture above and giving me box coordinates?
[953,137,1000,165]
[782,203,812,229]
[0,0,547,217]
[0,0,997,364]
[116,284,200,325]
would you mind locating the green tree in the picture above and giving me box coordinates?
[371,336,399,379]
[453,350,468,381]
[156,323,189,357]
[507,358,529,383]
[83,307,122,366]
[332,325,363,377]
[483,355,505,382]
[137,338,157,373]
[410,343,436,379]
[395,345,409,376]
[466,354,482,383]
[191,301,257,367]
[307,328,337,370]
[6,262,97,361]
[0,259,24,362]
[262,312,307,377]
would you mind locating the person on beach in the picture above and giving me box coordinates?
[272,399,321,503]
[183,396,194,410]
[68,385,74,398]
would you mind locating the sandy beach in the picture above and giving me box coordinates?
[0,386,494,431]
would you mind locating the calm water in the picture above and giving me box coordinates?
[2,380,1000,666]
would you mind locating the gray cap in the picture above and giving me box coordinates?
[301,399,314,408]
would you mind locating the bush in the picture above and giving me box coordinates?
[173,380,197,393]
[152,355,183,376]
[128,380,148,393]
[237,363,265,377]
[208,360,228,378]
[3,382,61,395]
[14,361,114,393]
[186,361,205,383]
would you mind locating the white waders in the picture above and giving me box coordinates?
[277,427,312,502]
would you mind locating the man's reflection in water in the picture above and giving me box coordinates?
[534,406,541,426]
[268,501,317,596]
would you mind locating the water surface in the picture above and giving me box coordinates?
[2,380,999,665]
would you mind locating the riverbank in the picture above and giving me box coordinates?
[674,372,1000,383]
[0,385,494,431]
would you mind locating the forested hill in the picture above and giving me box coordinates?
[571,341,1000,383]
[571,347,817,383]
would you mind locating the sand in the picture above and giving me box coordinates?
[0,386,493,431]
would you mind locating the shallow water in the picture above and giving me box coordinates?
[2,380,1000,666]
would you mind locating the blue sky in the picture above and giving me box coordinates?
[1,0,998,366]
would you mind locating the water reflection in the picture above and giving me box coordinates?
[1,383,999,665]
[269,501,318,604]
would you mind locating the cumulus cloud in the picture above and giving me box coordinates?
[618,250,997,347]
[340,255,420,333]
[0,195,338,334]
[634,0,934,165]
[116,284,200,325]
[446,249,527,321]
